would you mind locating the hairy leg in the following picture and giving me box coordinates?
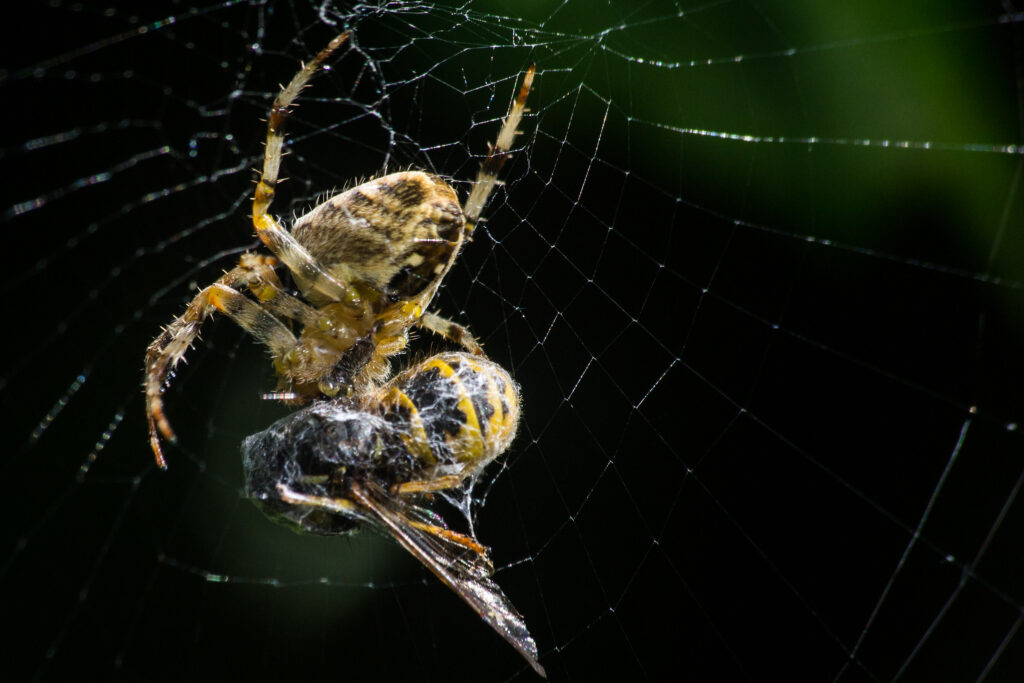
[418,312,485,355]
[145,265,296,468]
[462,64,535,231]
[251,32,364,309]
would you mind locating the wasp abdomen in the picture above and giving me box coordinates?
[375,353,520,471]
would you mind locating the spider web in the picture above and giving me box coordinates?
[3,0,1023,680]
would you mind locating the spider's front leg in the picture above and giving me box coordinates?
[144,262,296,468]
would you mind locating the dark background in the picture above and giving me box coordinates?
[2,1,1023,681]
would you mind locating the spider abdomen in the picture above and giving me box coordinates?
[292,171,466,304]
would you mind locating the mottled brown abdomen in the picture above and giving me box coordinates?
[292,171,466,303]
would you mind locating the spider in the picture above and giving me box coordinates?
[144,32,534,468]
[243,351,544,676]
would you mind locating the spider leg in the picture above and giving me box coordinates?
[418,312,484,355]
[236,255,366,359]
[250,284,322,328]
[462,64,535,231]
[145,274,296,468]
[251,32,363,310]
[236,254,329,329]
[377,66,532,359]
[368,301,421,357]
[368,301,484,361]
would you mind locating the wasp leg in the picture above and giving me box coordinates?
[392,475,462,495]
[406,519,488,556]
[276,482,484,557]
[276,483,358,515]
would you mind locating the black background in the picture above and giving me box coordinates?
[2,1,1023,681]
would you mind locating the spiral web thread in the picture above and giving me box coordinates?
[2,2,1023,680]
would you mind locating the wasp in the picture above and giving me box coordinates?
[243,352,545,677]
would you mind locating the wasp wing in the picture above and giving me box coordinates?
[350,480,546,678]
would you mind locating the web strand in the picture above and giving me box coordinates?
[3,2,1023,681]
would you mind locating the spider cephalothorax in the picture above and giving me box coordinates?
[144,32,534,467]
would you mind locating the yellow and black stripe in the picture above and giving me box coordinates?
[374,353,520,471]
